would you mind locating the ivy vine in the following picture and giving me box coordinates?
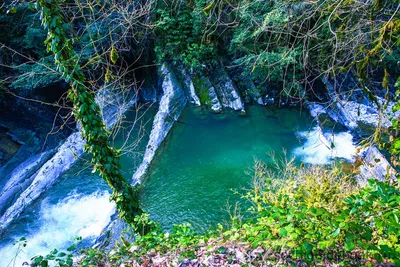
[36,0,142,224]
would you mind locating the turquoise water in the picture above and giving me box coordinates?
[141,105,312,232]
[0,104,314,265]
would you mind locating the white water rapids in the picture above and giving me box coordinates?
[0,191,115,267]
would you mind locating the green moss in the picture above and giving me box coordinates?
[192,75,211,107]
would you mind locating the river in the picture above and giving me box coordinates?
[0,104,356,266]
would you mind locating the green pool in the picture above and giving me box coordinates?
[141,105,312,232]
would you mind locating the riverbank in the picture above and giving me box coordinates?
[76,165,400,267]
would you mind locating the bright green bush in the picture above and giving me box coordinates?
[225,163,400,265]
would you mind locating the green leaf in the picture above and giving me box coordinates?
[344,240,355,251]
[110,45,119,64]
[279,228,288,237]
[290,233,299,239]
[33,256,44,263]
[67,244,76,252]
[332,228,340,237]
[66,257,73,266]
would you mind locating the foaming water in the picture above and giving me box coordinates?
[293,126,356,164]
[0,105,157,265]
[0,191,115,267]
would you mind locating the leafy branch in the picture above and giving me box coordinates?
[36,0,142,224]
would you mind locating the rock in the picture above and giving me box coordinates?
[307,102,326,118]
[0,87,137,233]
[321,76,400,129]
[99,64,189,248]
[177,67,201,106]
[0,132,86,233]
[191,74,222,112]
[139,85,159,103]
[243,80,263,104]
[131,63,187,183]
[207,85,223,112]
[0,150,54,216]
[263,95,275,105]
[357,146,397,184]
[312,76,398,185]
[208,65,245,112]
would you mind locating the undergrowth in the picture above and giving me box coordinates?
[23,162,400,266]
[74,162,400,266]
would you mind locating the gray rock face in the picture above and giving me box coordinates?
[131,63,187,184]
[336,98,398,128]
[357,146,397,184]
[209,67,245,111]
[200,75,223,112]
[242,79,264,105]
[139,86,159,103]
[311,77,398,184]
[0,88,137,233]
[307,102,326,118]
[322,76,358,129]
[0,132,86,233]
[322,76,399,129]
[178,68,201,106]
[0,150,54,216]
[96,88,138,127]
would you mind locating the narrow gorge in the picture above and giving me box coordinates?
[1,0,399,266]
[1,58,395,265]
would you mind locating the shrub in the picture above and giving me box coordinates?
[225,161,400,265]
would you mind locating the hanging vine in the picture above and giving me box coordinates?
[35,0,142,223]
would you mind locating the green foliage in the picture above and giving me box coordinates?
[228,0,303,92]
[31,246,75,267]
[36,0,142,224]
[79,214,206,266]
[374,18,400,163]
[154,3,217,71]
[76,164,399,266]
[234,47,303,96]
[25,162,400,266]
[134,221,200,255]
[225,164,400,265]
[16,237,81,267]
